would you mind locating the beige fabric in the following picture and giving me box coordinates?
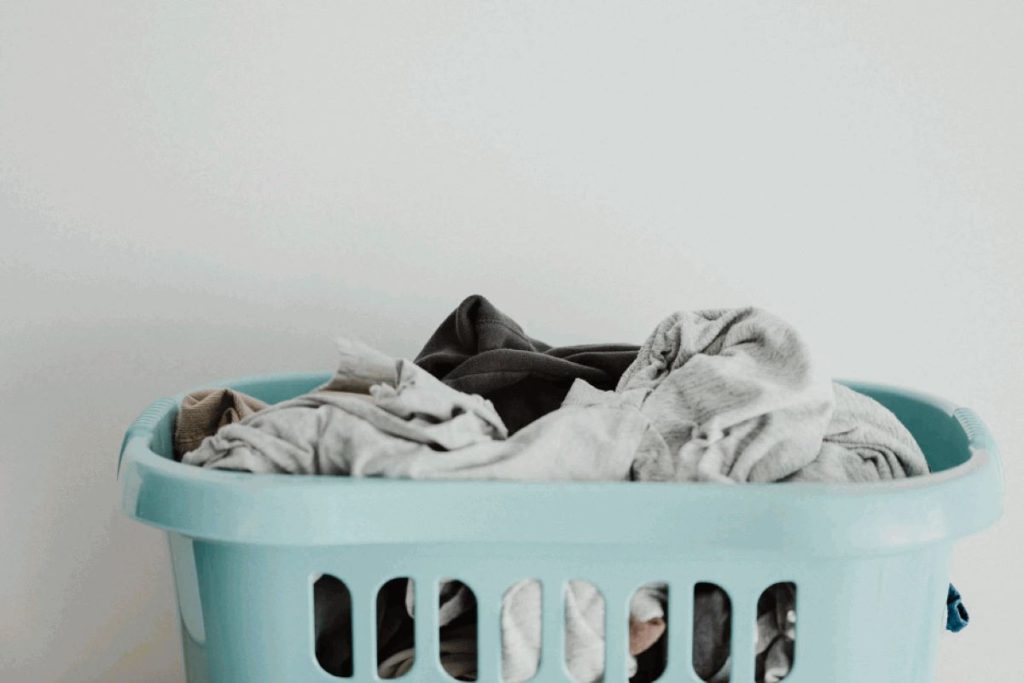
[173,388,268,460]
[629,616,666,657]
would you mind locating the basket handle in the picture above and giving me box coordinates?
[118,396,177,476]
[952,406,1000,465]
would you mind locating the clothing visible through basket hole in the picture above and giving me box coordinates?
[564,581,605,683]
[501,581,542,682]
[629,584,668,682]
[435,580,478,680]
[314,575,353,678]
[756,583,797,682]
[377,578,480,679]
[471,579,670,682]
[693,583,731,682]
[377,578,416,679]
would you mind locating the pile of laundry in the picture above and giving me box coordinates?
[174,295,940,683]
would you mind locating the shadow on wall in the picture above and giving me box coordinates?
[0,287,421,683]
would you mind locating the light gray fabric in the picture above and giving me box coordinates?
[184,340,653,481]
[792,382,930,482]
[618,307,836,483]
[617,307,927,485]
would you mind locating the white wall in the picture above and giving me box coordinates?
[1,1,1021,681]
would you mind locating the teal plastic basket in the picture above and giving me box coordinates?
[118,374,1003,683]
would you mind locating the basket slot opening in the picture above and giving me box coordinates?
[693,583,731,682]
[500,580,542,681]
[313,574,353,678]
[312,575,797,681]
[629,583,669,682]
[754,582,797,682]
[438,579,478,680]
[377,577,416,679]
[564,580,605,682]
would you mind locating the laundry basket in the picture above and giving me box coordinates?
[118,374,1003,683]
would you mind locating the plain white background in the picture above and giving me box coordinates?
[1,1,1021,681]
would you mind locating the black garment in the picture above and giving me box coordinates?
[415,295,640,433]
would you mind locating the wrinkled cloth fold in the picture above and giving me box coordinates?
[184,340,652,482]
[618,307,928,485]
[791,382,930,482]
[415,294,639,433]
[173,388,267,460]
[618,308,836,483]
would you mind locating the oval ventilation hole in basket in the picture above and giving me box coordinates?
[629,583,668,682]
[693,582,731,682]
[565,580,605,683]
[438,579,479,680]
[501,580,542,682]
[377,577,415,679]
[755,582,797,682]
[313,574,353,678]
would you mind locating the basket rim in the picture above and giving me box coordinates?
[118,373,1004,553]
